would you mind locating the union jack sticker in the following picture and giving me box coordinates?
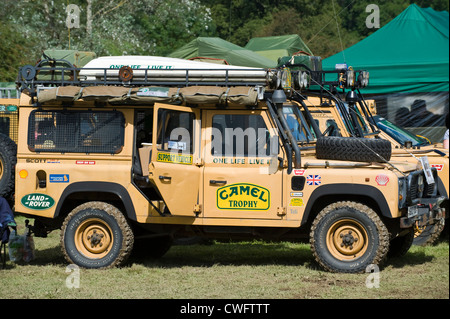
[306,175,321,186]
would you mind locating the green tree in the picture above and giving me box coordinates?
[0,0,215,81]
[0,22,37,81]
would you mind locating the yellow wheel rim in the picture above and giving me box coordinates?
[75,218,114,259]
[326,218,369,260]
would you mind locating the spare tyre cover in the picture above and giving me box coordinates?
[316,136,391,163]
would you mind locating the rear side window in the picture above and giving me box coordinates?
[0,117,9,136]
[28,110,125,154]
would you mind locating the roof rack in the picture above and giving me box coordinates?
[16,57,370,102]
[17,58,273,97]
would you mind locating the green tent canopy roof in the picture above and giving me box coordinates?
[168,37,277,68]
[245,34,313,62]
[323,4,449,94]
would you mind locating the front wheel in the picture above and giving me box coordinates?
[310,201,389,273]
[413,221,445,246]
[61,201,134,269]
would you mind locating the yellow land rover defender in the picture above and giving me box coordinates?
[301,95,448,246]
[2,57,446,273]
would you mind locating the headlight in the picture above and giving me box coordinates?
[295,71,309,89]
[406,170,425,204]
[300,71,309,88]
[280,68,292,90]
[357,71,369,88]
[417,174,424,198]
[274,70,282,89]
[346,69,356,87]
[398,177,407,208]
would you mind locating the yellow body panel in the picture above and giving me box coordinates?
[10,94,418,230]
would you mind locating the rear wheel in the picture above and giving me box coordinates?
[132,235,173,259]
[0,133,17,198]
[61,201,134,269]
[310,201,389,273]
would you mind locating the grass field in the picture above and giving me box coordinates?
[1,217,448,300]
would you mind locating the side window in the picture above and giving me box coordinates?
[28,110,125,154]
[283,107,306,142]
[211,114,272,157]
[0,106,18,142]
[326,119,341,136]
[156,109,194,154]
[0,117,10,136]
[135,109,154,147]
[282,105,316,142]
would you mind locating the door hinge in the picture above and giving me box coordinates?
[194,204,202,215]
[194,158,204,167]
[277,206,286,216]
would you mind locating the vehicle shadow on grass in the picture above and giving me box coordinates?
[385,249,434,269]
[7,239,318,270]
[129,240,319,269]
[18,238,444,271]
[3,246,66,269]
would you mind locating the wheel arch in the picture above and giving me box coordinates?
[301,184,392,226]
[54,182,137,221]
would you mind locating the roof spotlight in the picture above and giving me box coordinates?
[346,69,356,88]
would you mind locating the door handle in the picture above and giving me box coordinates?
[159,175,172,181]
[210,180,227,185]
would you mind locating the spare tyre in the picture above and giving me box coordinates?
[0,133,17,198]
[316,136,391,163]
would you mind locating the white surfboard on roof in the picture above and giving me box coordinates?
[83,55,259,70]
[80,55,268,81]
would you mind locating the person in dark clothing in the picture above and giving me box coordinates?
[0,196,16,267]
[408,99,441,127]
[395,107,412,127]
[0,197,15,241]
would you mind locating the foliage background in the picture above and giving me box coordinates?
[0,0,448,81]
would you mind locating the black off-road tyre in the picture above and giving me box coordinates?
[316,136,391,163]
[388,228,414,258]
[413,220,445,246]
[61,201,134,269]
[310,201,390,273]
[0,133,17,198]
[132,235,173,259]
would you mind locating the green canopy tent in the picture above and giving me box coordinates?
[245,34,313,63]
[168,37,277,68]
[323,4,448,94]
[323,4,449,142]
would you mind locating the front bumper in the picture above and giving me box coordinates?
[400,196,447,228]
